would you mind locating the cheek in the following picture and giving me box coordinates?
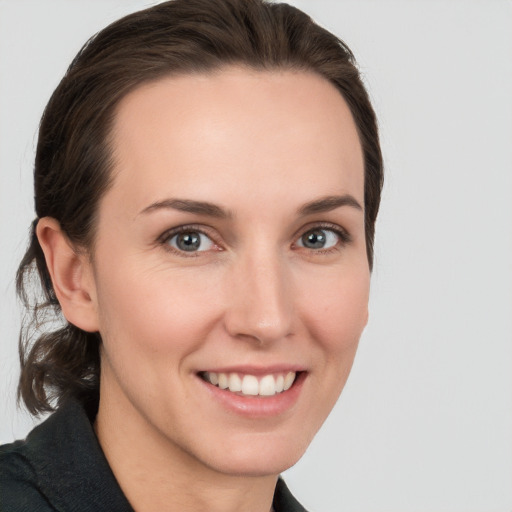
[291,264,369,442]
[298,264,370,353]
[94,260,223,358]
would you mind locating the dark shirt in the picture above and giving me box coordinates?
[0,399,307,511]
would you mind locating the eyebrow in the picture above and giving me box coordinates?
[297,194,363,216]
[138,194,362,219]
[139,198,232,219]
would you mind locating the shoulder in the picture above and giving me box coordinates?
[0,400,135,512]
[0,440,56,511]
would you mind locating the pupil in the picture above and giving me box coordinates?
[303,230,326,249]
[177,232,200,251]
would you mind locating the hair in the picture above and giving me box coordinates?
[16,0,384,415]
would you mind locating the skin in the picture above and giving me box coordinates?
[38,67,369,512]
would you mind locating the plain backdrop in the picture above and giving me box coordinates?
[1,1,511,511]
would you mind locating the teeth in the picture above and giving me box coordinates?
[259,375,276,396]
[283,371,295,391]
[228,373,242,392]
[275,374,284,393]
[241,375,259,395]
[218,373,229,389]
[203,371,297,397]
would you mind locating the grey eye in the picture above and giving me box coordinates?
[168,231,214,252]
[297,229,338,250]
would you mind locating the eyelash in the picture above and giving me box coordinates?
[295,223,352,254]
[157,224,219,257]
[158,222,352,257]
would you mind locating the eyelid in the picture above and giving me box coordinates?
[157,224,222,255]
[293,222,352,249]
[157,221,351,256]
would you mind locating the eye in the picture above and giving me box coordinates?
[166,230,215,253]
[296,228,341,250]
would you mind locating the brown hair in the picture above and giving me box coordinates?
[17,0,383,415]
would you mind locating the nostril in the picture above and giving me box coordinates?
[225,317,294,346]
[222,259,293,344]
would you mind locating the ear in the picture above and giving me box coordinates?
[36,217,99,332]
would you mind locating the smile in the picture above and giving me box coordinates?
[200,371,297,397]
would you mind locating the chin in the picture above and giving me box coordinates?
[195,429,314,478]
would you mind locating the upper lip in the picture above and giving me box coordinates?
[198,364,306,375]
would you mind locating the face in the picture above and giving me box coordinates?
[88,67,369,477]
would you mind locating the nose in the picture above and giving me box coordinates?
[223,250,294,345]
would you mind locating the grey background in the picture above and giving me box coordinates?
[1,1,511,511]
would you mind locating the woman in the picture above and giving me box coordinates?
[0,0,383,510]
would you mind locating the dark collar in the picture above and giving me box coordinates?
[22,399,134,511]
[20,399,307,512]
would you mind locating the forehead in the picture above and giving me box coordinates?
[106,66,364,216]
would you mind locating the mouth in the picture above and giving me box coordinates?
[198,370,300,397]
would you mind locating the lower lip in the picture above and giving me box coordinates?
[197,372,307,418]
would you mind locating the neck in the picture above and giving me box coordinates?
[94,377,278,512]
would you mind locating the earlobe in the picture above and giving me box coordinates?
[36,217,99,332]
